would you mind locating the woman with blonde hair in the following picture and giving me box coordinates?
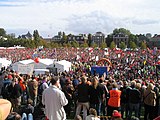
[144,83,157,120]
[86,108,100,120]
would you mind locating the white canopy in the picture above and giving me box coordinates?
[34,69,50,75]
[11,58,55,74]
[11,59,34,74]
[55,60,71,73]
[0,58,12,68]
[18,59,34,64]
[34,58,55,69]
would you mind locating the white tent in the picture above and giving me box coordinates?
[34,58,55,69]
[11,58,55,74]
[55,60,71,73]
[11,59,34,74]
[34,69,50,75]
[6,46,25,49]
[0,58,12,68]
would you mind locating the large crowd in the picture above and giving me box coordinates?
[0,47,160,120]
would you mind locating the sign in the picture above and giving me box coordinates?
[91,66,108,76]
[17,64,34,75]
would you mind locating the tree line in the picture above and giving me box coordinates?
[0,28,147,49]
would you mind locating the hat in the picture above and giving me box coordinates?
[8,75,13,80]
[112,110,121,118]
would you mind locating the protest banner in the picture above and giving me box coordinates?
[17,64,34,75]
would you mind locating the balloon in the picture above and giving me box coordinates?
[97,58,112,66]
[34,58,39,63]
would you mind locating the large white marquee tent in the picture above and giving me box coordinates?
[55,60,71,73]
[0,58,12,68]
[11,58,56,74]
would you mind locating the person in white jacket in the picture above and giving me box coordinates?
[42,76,68,120]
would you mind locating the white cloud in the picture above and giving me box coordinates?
[0,0,160,37]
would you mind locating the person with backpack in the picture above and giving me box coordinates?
[1,75,12,100]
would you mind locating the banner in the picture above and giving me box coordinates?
[17,64,34,75]
[91,66,108,76]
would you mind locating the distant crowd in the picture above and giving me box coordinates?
[0,47,159,64]
[0,47,159,120]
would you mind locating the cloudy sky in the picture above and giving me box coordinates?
[0,0,160,37]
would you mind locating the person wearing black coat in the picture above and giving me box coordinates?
[8,77,22,113]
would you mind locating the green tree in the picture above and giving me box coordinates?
[129,34,138,47]
[100,41,107,49]
[129,34,137,41]
[33,30,40,47]
[91,42,98,48]
[119,42,126,50]
[71,40,79,48]
[67,42,72,48]
[63,43,67,47]
[38,39,48,48]
[62,32,67,42]
[25,39,35,48]
[80,42,88,48]
[110,41,116,49]
[140,41,147,49]
[54,43,59,48]
[129,41,137,49]
[113,28,131,35]
[0,28,6,36]
[106,34,112,47]
[50,42,58,48]
[87,33,92,47]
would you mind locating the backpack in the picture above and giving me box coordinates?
[1,82,11,99]
[38,83,44,96]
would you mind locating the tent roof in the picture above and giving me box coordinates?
[57,60,71,66]
[39,59,54,65]
[19,59,34,65]
[34,69,49,72]
[18,58,54,65]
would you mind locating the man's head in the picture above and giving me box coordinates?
[81,76,87,84]
[50,76,60,87]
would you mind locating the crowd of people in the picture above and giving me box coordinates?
[0,47,159,120]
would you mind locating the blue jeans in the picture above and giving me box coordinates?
[21,113,33,120]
